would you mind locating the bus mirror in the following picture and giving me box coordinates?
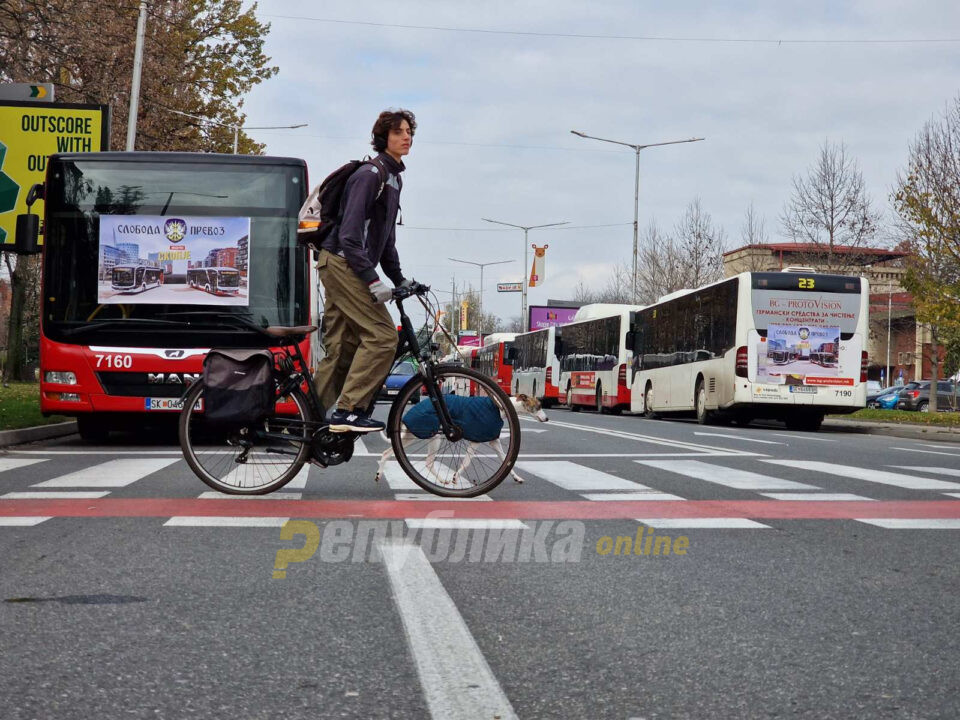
[13,213,41,255]
[625,330,636,348]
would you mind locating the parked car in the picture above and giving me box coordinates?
[897,380,960,412]
[866,380,882,396]
[867,383,906,409]
[378,361,420,403]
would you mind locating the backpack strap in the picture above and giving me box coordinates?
[364,157,388,201]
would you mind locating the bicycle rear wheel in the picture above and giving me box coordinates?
[389,366,521,497]
[179,381,314,495]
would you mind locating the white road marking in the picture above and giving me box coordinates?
[762,460,960,491]
[892,466,960,478]
[855,519,960,530]
[393,493,492,502]
[0,458,48,473]
[637,459,819,490]
[282,465,311,490]
[542,419,758,456]
[2,491,111,499]
[379,541,519,720]
[163,517,289,527]
[10,450,183,455]
[381,461,425,491]
[0,517,52,526]
[32,458,180,488]
[943,493,960,499]
[582,492,684,501]
[353,437,369,456]
[890,447,960,457]
[196,492,303,500]
[636,518,770,529]
[760,493,874,501]
[919,444,960,452]
[769,433,836,442]
[517,460,659,492]
[404,519,527,530]
[693,432,784,445]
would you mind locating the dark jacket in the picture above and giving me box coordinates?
[322,152,405,285]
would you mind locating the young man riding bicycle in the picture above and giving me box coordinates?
[313,108,417,433]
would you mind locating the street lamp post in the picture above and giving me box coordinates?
[886,284,894,387]
[161,108,307,153]
[570,130,704,302]
[481,219,568,331]
[125,0,149,151]
[449,257,513,341]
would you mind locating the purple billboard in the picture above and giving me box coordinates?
[528,305,580,330]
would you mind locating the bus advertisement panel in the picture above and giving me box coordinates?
[528,305,579,330]
[32,152,313,441]
[97,215,249,305]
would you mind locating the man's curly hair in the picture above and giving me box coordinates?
[371,109,417,152]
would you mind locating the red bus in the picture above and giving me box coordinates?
[10,152,316,441]
[471,333,516,396]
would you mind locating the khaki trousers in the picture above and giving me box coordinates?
[313,250,397,412]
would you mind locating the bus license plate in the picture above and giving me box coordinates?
[145,397,203,411]
[387,390,399,396]
[789,386,818,394]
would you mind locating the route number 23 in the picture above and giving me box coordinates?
[798,278,815,289]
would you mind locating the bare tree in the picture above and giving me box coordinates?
[781,139,882,271]
[573,262,633,304]
[674,197,727,289]
[636,221,685,304]
[741,201,770,246]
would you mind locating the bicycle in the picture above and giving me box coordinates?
[178,284,521,497]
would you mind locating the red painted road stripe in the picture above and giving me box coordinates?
[1,498,959,520]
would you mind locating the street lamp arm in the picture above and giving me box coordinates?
[636,137,706,150]
[570,130,638,149]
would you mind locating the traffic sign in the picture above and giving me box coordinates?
[497,282,523,293]
[0,83,55,102]
[0,101,110,245]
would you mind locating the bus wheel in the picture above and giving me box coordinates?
[643,385,658,419]
[141,282,146,292]
[596,383,605,413]
[77,415,109,443]
[567,385,580,412]
[532,381,537,399]
[733,415,752,427]
[695,380,711,425]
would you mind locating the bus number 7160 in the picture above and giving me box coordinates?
[95,354,133,369]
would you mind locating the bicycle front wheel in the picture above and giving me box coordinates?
[389,366,521,497]
[179,381,314,495]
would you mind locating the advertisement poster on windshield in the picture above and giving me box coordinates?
[753,323,856,387]
[97,215,250,305]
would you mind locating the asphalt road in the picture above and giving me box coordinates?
[2,407,959,720]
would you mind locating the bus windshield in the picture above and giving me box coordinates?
[42,154,308,347]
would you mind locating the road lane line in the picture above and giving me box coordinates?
[0,517,51,526]
[542,419,757,456]
[890,447,960,457]
[582,492,684,501]
[892,466,960,478]
[762,460,960,491]
[944,493,960,499]
[769,433,836,442]
[393,493,492,502]
[693,433,784,445]
[381,461,428,491]
[163,517,290,527]
[517,460,659,492]
[760,493,873,501]
[919,444,960,452]
[196,492,303,500]
[404,519,527,530]
[379,541,519,720]
[2,491,111,500]
[0,458,48,473]
[855,519,960,529]
[637,459,819,490]
[32,458,180,488]
[636,518,770,529]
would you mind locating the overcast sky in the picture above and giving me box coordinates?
[242,0,960,326]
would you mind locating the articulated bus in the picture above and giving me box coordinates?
[628,270,869,431]
[9,152,316,441]
[111,264,163,293]
[510,326,561,406]
[471,333,516,396]
[556,304,643,413]
[187,266,241,295]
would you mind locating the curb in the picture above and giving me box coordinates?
[0,421,78,448]
[823,418,960,443]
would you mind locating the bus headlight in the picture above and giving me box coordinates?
[45,371,78,385]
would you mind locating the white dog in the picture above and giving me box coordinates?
[376,393,548,487]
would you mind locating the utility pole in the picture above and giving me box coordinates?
[125,1,149,151]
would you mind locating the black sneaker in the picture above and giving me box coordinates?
[328,409,385,433]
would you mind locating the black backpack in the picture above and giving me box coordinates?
[297,158,387,251]
[201,349,276,427]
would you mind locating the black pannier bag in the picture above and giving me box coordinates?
[202,349,275,426]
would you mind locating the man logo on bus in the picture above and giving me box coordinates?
[164,218,186,243]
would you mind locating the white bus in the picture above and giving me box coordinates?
[511,326,561,406]
[557,303,644,414]
[187,267,241,295]
[111,264,163,293]
[628,270,869,431]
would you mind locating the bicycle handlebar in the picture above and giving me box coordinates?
[391,282,431,301]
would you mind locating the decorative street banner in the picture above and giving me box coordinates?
[0,101,109,245]
[528,305,580,330]
[97,215,251,306]
[529,244,548,287]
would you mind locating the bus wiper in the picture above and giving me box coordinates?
[157,310,265,332]
[61,318,188,336]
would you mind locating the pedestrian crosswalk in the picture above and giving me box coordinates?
[2,447,960,530]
